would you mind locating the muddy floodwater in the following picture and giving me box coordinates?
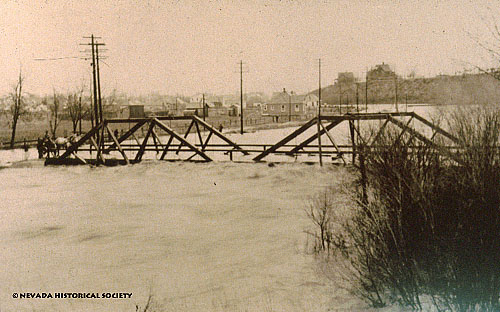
[0,104,444,311]
[0,161,370,311]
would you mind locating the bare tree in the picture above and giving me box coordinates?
[47,89,62,138]
[467,5,500,81]
[66,87,85,134]
[8,70,26,148]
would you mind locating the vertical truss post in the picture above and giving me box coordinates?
[349,120,356,164]
[96,122,106,166]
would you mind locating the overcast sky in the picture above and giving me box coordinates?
[0,0,498,97]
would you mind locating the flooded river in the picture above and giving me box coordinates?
[0,104,449,311]
[0,161,368,311]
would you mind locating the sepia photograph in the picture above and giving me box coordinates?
[2,0,500,311]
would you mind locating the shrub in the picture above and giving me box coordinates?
[313,107,500,311]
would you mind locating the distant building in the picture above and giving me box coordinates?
[368,62,396,80]
[303,94,319,109]
[338,72,355,84]
[128,104,145,118]
[262,89,306,121]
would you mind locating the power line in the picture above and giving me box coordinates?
[34,56,81,61]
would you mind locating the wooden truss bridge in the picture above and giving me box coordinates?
[44,112,462,166]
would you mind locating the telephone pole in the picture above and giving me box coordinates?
[394,75,398,112]
[202,93,206,121]
[240,60,244,134]
[81,34,106,146]
[317,59,323,166]
[81,35,105,124]
[365,70,368,111]
[96,43,103,123]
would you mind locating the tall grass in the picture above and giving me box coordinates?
[309,106,500,311]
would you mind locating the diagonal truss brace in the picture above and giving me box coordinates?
[192,116,249,155]
[253,118,318,161]
[154,118,212,162]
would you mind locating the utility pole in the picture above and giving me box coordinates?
[81,35,105,125]
[202,93,206,121]
[89,71,94,130]
[394,75,398,112]
[365,71,368,111]
[356,83,359,112]
[96,42,103,123]
[90,35,99,126]
[339,79,342,114]
[288,91,292,122]
[240,60,244,134]
[317,59,323,166]
[405,92,408,112]
[81,34,105,152]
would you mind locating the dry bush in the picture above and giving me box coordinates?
[309,107,500,311]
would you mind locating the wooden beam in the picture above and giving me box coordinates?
[370,119,390,146]
[159,135,174,160]
[72,152,87,165]
[192,116,249,155]
[286,118,343,156]
[201,130,214,152]
[150,128,162,155]
[320,121,346,164]
[135,121,155,161]
[154,118,212,162]
[392,116,414,147]
[387,115,463,165]
[106,125,130,165]
[253,117,318,161]
[58,122,103,159]
[104,119,148,152]
[96,122,106,166]
[106,116,193,123]
[319,112,411,121]
[194,120,203,147]
[131,132,141,146]
[176,119,194,155]
[349,120,356,164]
[411,112,461,144]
